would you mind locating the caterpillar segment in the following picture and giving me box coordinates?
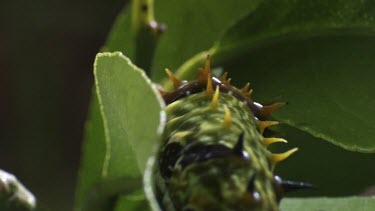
[154,56,311,211]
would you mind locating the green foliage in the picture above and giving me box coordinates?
[151,0,264,81]
[281,197,375,211]
[171,0,375,152]
[75,53,165,210]
[75,0,375,210]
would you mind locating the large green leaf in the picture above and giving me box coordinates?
[151,0,264,81]
[281,197,375,211]
[171,0,375,152]
[271,124,375,197]
[75,52,165,211]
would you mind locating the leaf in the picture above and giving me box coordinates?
[94,51,165,176]
[151,0,264,81]
[224,35,375,153]
[103,2,165,73]
[76,2,166,209]
[280,197,375,211]
[74,90,107,211]
[114,190,150,211]
[272,124,375,197]
[75,52,165,211]
[82,177,143,211]
[171,0,375,152]
[103,6,135,61]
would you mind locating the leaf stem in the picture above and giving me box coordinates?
[131,0,166,73]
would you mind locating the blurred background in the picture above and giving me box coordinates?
[0,0,127,210]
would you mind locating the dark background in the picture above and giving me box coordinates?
[0,0,127,210]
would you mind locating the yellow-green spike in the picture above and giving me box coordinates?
[206,73,214,95]
[211,85,220,109]
[271,148,298,163]
[257,121,280,134]
[241,82,250,93]
[171,131,192,141]
[223,106,232,128]
[165,68,182,89]
[263,137,287,147]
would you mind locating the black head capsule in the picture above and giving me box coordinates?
[232,133,249,159]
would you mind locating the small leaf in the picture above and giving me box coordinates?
[94,52,165,176]
[75,52,165,211]
[281,197,375,211]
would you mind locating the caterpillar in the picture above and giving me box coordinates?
[150,56,312,211]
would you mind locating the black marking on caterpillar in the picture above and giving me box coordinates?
[152,56,312,211]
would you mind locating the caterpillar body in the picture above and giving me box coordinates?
[151,56,311,211]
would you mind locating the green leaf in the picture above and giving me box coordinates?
[151,0,264,81]
[94,51,165,176]
[281,197,375,211]
[82,177,143,211]
[75,52,165,211]
[171,0,375,152]
[104,1,165,73]
[224,35,375,153]
[103,6,135,60]
[114,190,150,211]
[74,90,107,211]
[74,6,136,211]
[272,124,375,197]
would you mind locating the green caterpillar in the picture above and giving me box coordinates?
[150,56,311,211]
